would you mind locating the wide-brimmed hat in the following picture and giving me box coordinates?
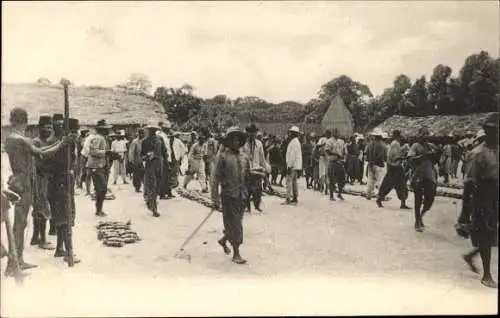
[224,126,246,147]
[96,119,112,129]
[38,115,52,126]
[108,131,119,137]
[289,126,300,133]
[475,129,486,140]
[483,113,498,129]
[246,124,259,133]
[369,128,384,137]
[159,120,172,129]
[317,137,327,146]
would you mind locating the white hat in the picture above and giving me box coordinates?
[289,126,300,133]
[475,129,486,139]
[381,132,389,139]
[119,130,126,136]
[317,137,327,146]
[369,128,384,136]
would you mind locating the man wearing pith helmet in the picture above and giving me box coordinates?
[282,125,302,205]
[211,126,250,264]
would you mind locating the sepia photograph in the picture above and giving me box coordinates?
[1,0,498,316]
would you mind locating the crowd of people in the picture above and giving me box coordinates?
[1,107,497,288]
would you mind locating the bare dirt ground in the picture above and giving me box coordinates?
[1,154,497,316]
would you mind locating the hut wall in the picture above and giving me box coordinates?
[320,95,354,137]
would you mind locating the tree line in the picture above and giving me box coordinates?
[151,50,499,133]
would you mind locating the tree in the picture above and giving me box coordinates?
[207,94,231,106]
[318,75,373,107]
[37,77,51,85]
[126,73,152,95]
[459,51,499,112]
[428,64,453,114]
[153,86,202,124]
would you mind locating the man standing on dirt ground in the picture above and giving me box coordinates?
[47,118,81,264]
[183,129,209,192]
[166,129,186,197]
[157,121,171,199]
[282,126,302,205]
[87,119,113,217]
[376,130,411,209]
[203,127,217,183]
[325,128,346,201]
[30,115,55,251]
[242,124,268,213]
[211,126,249,265]
[364,129,387,200]
[111,131,128,185]
[142,122,167,217]
[128,128,145,193]
[4,108,72,277]
[47,114,67,236]
[407,127,438,232]
[302,133,314,189]
[460,113,498,289]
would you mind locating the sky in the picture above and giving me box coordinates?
[2,1,499,103]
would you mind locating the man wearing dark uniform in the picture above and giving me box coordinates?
[461,113,498,288]
[141,122,167,217]
[128,128,145,192]
[211,126,249,264]
[4,108,71,276]
[30,115,55,250]
[46,117,80,263]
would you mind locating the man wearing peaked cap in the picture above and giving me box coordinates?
[211,126,249,264]
[30,115,55,251]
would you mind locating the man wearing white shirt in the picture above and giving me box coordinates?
[283,126,302,205]
[166,128,187,197]
[111,132,128,185]
[81,130,94,195]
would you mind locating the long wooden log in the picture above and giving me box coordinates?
[63,82,74,267]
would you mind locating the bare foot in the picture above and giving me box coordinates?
[481,277,497,288]
[463,254,479,274]
[218,239,231,255]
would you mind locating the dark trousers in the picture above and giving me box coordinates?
[221,195,245,247]
[89,168,107,212]
[377,165,408,202]
[328,160,346,195]
[246,174,263,210]
[413,179,436,223]
[144,159,162,204]
[131,163,145,191]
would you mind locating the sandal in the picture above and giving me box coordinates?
[463,255,479,274]
[218,239,231,255]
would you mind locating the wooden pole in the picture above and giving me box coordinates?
[63,82,74,267]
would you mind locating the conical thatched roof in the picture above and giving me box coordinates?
[370,112,497,137]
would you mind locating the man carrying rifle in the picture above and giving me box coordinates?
[376,130,411,209]
[4,108,74,276]
[46,116,80,263]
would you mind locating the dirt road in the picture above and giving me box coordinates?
[1,154,497,316]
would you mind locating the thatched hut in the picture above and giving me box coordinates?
[320,95,354,137]
[1,83,165,141]
[368,112,497,139]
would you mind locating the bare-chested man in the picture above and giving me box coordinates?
[4,108,73,276]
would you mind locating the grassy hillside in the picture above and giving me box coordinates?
[1,83,165,126]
